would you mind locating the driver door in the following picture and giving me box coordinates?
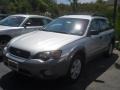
[85,19,102,59]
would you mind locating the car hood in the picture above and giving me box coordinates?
[10,31,83,53]
[0,25,22,30]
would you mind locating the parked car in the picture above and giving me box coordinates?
[3,14,115,81]
[0,14,52,54]
[0,14,9,20]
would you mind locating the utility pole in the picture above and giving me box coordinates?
[113,0,118,28]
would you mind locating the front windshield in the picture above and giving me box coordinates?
[44,18,89,35]
[0,16,25,27]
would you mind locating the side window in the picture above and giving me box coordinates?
[25,18,44,26]
[43,19,51,25]
[99,19,110,31]
[89,19,100,31]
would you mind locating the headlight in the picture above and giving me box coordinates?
[33,50,62,61]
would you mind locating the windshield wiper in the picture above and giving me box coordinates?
[41,28,68,34]
[52,31,68,34]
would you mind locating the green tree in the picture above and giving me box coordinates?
[69,0,79,12]
[0,0,58,15]
[96,0,104,4]
[0,0,10,13]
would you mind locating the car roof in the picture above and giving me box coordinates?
[61,15,92,20]
[60,15,107,20]
[10,14,52,19]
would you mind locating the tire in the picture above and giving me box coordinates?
[0,37,10,56]
[67,55,84,82]
[104,43,113,57]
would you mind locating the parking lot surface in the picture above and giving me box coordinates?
[0,50,120,90]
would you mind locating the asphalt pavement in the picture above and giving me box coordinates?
[0,50,120,90]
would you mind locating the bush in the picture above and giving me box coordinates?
[115,41,120,50]
[115,11,120,50]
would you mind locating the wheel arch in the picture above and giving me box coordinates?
[66,46,86,81]
[68,46,86,64]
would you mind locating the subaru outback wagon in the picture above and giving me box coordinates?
[3,14,115,81]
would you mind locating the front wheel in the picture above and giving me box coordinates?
[67,56,83,82]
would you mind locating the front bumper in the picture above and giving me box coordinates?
[4,53,69,79]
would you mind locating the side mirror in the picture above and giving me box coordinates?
[90,30,99,35]
[23,22,31,28]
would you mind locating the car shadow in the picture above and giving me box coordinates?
[0,53,118,90]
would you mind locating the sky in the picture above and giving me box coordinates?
[57,0,107,4]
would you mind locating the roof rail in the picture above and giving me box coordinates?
[66,11,106,17]
[92,13,106,17]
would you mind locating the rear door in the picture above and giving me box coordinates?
[98,19,114,49]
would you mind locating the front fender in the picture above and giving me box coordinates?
[67,46,86,62]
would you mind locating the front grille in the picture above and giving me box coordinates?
[9,47,30,59]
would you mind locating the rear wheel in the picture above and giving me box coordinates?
[104,43,113,57]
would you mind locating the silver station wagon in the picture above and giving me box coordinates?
[3,14,115,81]
[0,14,52,54]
